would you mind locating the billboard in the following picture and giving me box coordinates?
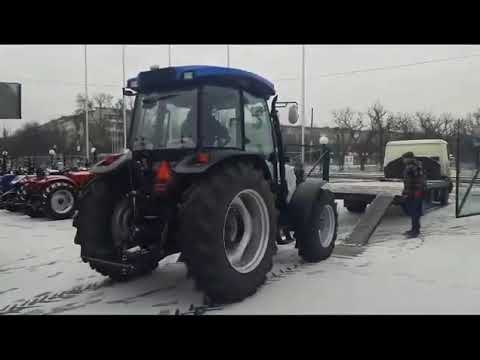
[0,82,21,119]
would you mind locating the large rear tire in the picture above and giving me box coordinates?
[177,162,277,304]
[296,190,338,263]
[75,180,158,281]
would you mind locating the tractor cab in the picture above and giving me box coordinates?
[125,66,277,159]
[109,65,295,204]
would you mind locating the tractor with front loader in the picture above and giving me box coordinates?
[73,65,338,303]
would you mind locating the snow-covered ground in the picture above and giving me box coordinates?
[1,194,480,315]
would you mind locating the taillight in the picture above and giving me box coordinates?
[154,161,172,192]
[196,152,209,164]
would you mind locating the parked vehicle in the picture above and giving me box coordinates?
[23,168,95,220]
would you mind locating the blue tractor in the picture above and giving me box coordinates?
[0,174,17,193]
[73,65,338,303]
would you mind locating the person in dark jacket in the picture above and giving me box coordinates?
[402,151,426,238]
[181,107,230,146]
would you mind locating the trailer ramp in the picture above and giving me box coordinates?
[344,193,395,246]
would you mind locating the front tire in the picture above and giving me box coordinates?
[44,182,76,220]
[26,203,43,218]
[297,190,338,263]
[177,162,277,304]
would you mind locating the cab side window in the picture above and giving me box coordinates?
[243,91,274,157]
[201,85,242,148]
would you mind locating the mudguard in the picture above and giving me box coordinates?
[27,175,77,193]
[287,177,330,232]
[90,150,131,175]
[66,171,95,188]
[174,150,272,179]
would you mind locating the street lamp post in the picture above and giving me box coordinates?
[84,45,90,163]
[49,148,56,169]
[301,44,306,164]
[91,147,97,164]
[319,136,330,181]
[226,44,230,67]
[168,45,172,66]
[1,150,8,174]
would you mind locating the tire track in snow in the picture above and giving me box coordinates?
[173,243,366,315]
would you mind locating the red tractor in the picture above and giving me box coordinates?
[23,168,95,220]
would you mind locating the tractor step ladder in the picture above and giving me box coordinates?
[344,193,395,246]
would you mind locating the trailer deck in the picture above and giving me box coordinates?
[324,178,450,205]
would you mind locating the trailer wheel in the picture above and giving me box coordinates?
[177,162,277,304]
[297,190,338,262]
[345,199,367,213]
[440,188,449,206]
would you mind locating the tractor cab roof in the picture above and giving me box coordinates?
[127,65,276,99]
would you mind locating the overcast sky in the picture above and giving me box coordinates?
[1,44,480,133]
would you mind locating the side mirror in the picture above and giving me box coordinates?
[288,105,299,125]
[123,87,136,96]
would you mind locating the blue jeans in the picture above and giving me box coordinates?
[406,198,423,232]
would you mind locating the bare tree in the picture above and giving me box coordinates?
[415,112,455,140]
[93,93,114,110]
[75,94,94,115]
[470,108,480,128]
[437,113,456,139]
[367,102,393,169]
[390,112,417,139]
[332,107,364,170]
[113,98,134,115]
[462,109,480,136]
[415,112,441,138]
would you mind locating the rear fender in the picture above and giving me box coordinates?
[286,178,332,231]
[36,176,77,193]
[67,171,96,188]
[90,150,131,175]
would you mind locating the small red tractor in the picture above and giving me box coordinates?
[22,168,95,220]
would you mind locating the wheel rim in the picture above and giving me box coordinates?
[113,200,134,247]
[223,189,270,274]
[318,205,335,248]
[50,189,74,215]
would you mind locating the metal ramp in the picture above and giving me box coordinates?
[344,193,395,246]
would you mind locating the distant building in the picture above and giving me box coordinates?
[42,107,132,152]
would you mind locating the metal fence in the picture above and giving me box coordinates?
[284,143,381,174]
